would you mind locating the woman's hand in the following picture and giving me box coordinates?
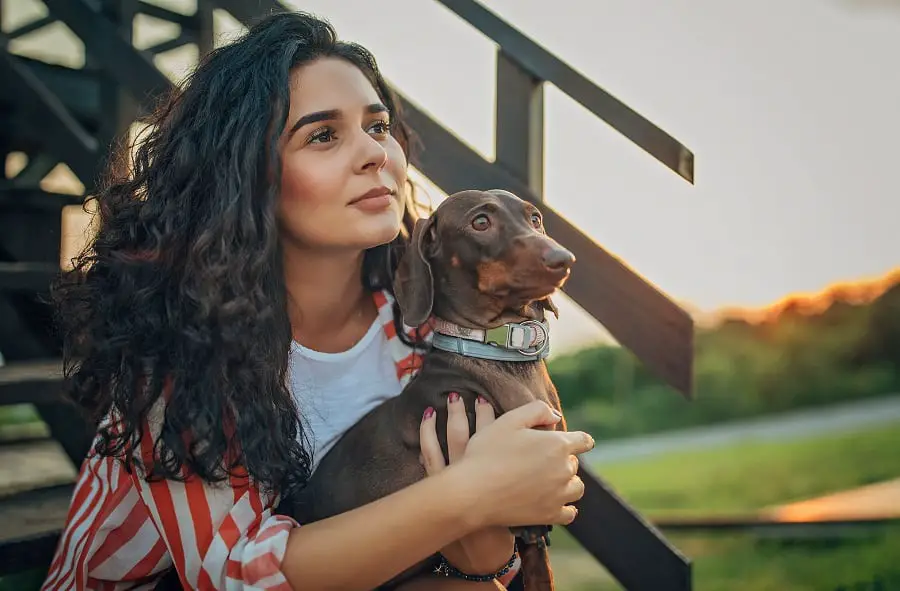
[420,392,517,575]
[428,397,593,533]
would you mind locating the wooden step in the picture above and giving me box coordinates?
[0,360,65,406]
[0,440,77,499]
[0,262,59,292]
[0,439,77,575]
[0,484,73,575]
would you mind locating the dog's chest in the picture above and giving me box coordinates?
[417,353,551,411]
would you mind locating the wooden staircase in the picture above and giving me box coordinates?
[0,185,86,576]
[0,1,697,589]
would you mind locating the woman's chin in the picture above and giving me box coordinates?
[350,219,402,250]
[349,208,403,248]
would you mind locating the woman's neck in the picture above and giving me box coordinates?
[283,246,378,353]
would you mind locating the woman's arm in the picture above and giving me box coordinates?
[131,399,589,591]
[129,454,482,591]
[424,394,519,582]
[281,463,484,590]
[280,400,591,591]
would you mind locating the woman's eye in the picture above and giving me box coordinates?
[308,127,335,144]
[369,120,391,135]
[472,214,491,231]
[531,213,542,228]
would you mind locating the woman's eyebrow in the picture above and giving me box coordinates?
[288,103,389,136]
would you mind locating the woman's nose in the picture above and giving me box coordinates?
[357,133,388,172]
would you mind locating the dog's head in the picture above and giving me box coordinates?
[394,189,575,328]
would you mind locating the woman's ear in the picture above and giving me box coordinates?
[394,216,437,327]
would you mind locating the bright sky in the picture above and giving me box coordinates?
[6,0,900,353]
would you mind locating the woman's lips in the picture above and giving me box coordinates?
[349,186,395,211]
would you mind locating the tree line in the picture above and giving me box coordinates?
[549,280,900,438]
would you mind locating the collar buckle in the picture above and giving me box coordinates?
[485,321,549,356]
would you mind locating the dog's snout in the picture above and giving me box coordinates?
[542,247,575,270]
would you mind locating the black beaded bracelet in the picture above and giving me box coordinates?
[433,544,519,582]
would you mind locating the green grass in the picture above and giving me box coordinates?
[597,422,900,517]
[549,421,900,591]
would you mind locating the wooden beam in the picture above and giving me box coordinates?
[0,42,100,183]
[0,263,58,293]
[435,0,694,184]
[496,50,544,197]
[196,0,216,58]
[0,361,65,407]
[567,462,692,591]
[41,0,173,110]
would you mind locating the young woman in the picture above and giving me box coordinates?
[43,11,592,591]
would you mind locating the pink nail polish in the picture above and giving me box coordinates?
[476,395,488,405]
[423,406,435,420]
[448,392,460,403]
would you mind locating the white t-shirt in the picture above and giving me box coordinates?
[288,318,404,474]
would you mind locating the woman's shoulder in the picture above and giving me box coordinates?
[372,288,432,385]
[373,288,433,342]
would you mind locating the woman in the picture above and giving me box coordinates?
[43,11,592,591]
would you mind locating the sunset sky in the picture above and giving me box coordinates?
[6,0,900,352]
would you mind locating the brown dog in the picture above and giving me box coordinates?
[287,189,576,590]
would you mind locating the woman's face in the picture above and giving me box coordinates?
[277,57,408,253]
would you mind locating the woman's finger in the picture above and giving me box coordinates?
[557,505,580,526]
[568,454,580,478]
[564,430,596,456]
[474,395,496,432]
[563,475,586,505]
[446,392,470,464]
[419,406,445,476]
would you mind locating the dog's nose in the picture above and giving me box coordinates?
[542,247,575,270]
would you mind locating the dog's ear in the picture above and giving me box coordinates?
[395,216,437,327]
[536,295,560,319]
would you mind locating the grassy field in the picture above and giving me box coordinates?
[549,421,900,591]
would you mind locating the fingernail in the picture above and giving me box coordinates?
[423,406,435,420]
[550,408,563,419]
[448,392,460,403]
[476,395,488,405]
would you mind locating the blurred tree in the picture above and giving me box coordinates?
[549,276,900,437]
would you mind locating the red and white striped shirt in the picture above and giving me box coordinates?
[42,289,521,590]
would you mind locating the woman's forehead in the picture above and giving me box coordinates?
[288,57,381,114]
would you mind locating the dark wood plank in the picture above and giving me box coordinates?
[0,262,59,292]
[496,49,544,196]
[0,39,100,183]
[42,0,171,111]
[0,484,72,575]
[435,0,695,184]
[0,55,104,125]
[0,360,64,406]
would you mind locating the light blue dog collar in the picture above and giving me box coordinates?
[430,318,551,362]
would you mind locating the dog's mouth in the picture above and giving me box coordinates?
[509,274,570,301]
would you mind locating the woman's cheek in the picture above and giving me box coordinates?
[385,138,408,181]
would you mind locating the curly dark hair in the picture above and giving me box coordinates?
[52,11,426,498]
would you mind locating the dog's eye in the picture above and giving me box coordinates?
[531,213,542,228]
[472,214,491,231]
